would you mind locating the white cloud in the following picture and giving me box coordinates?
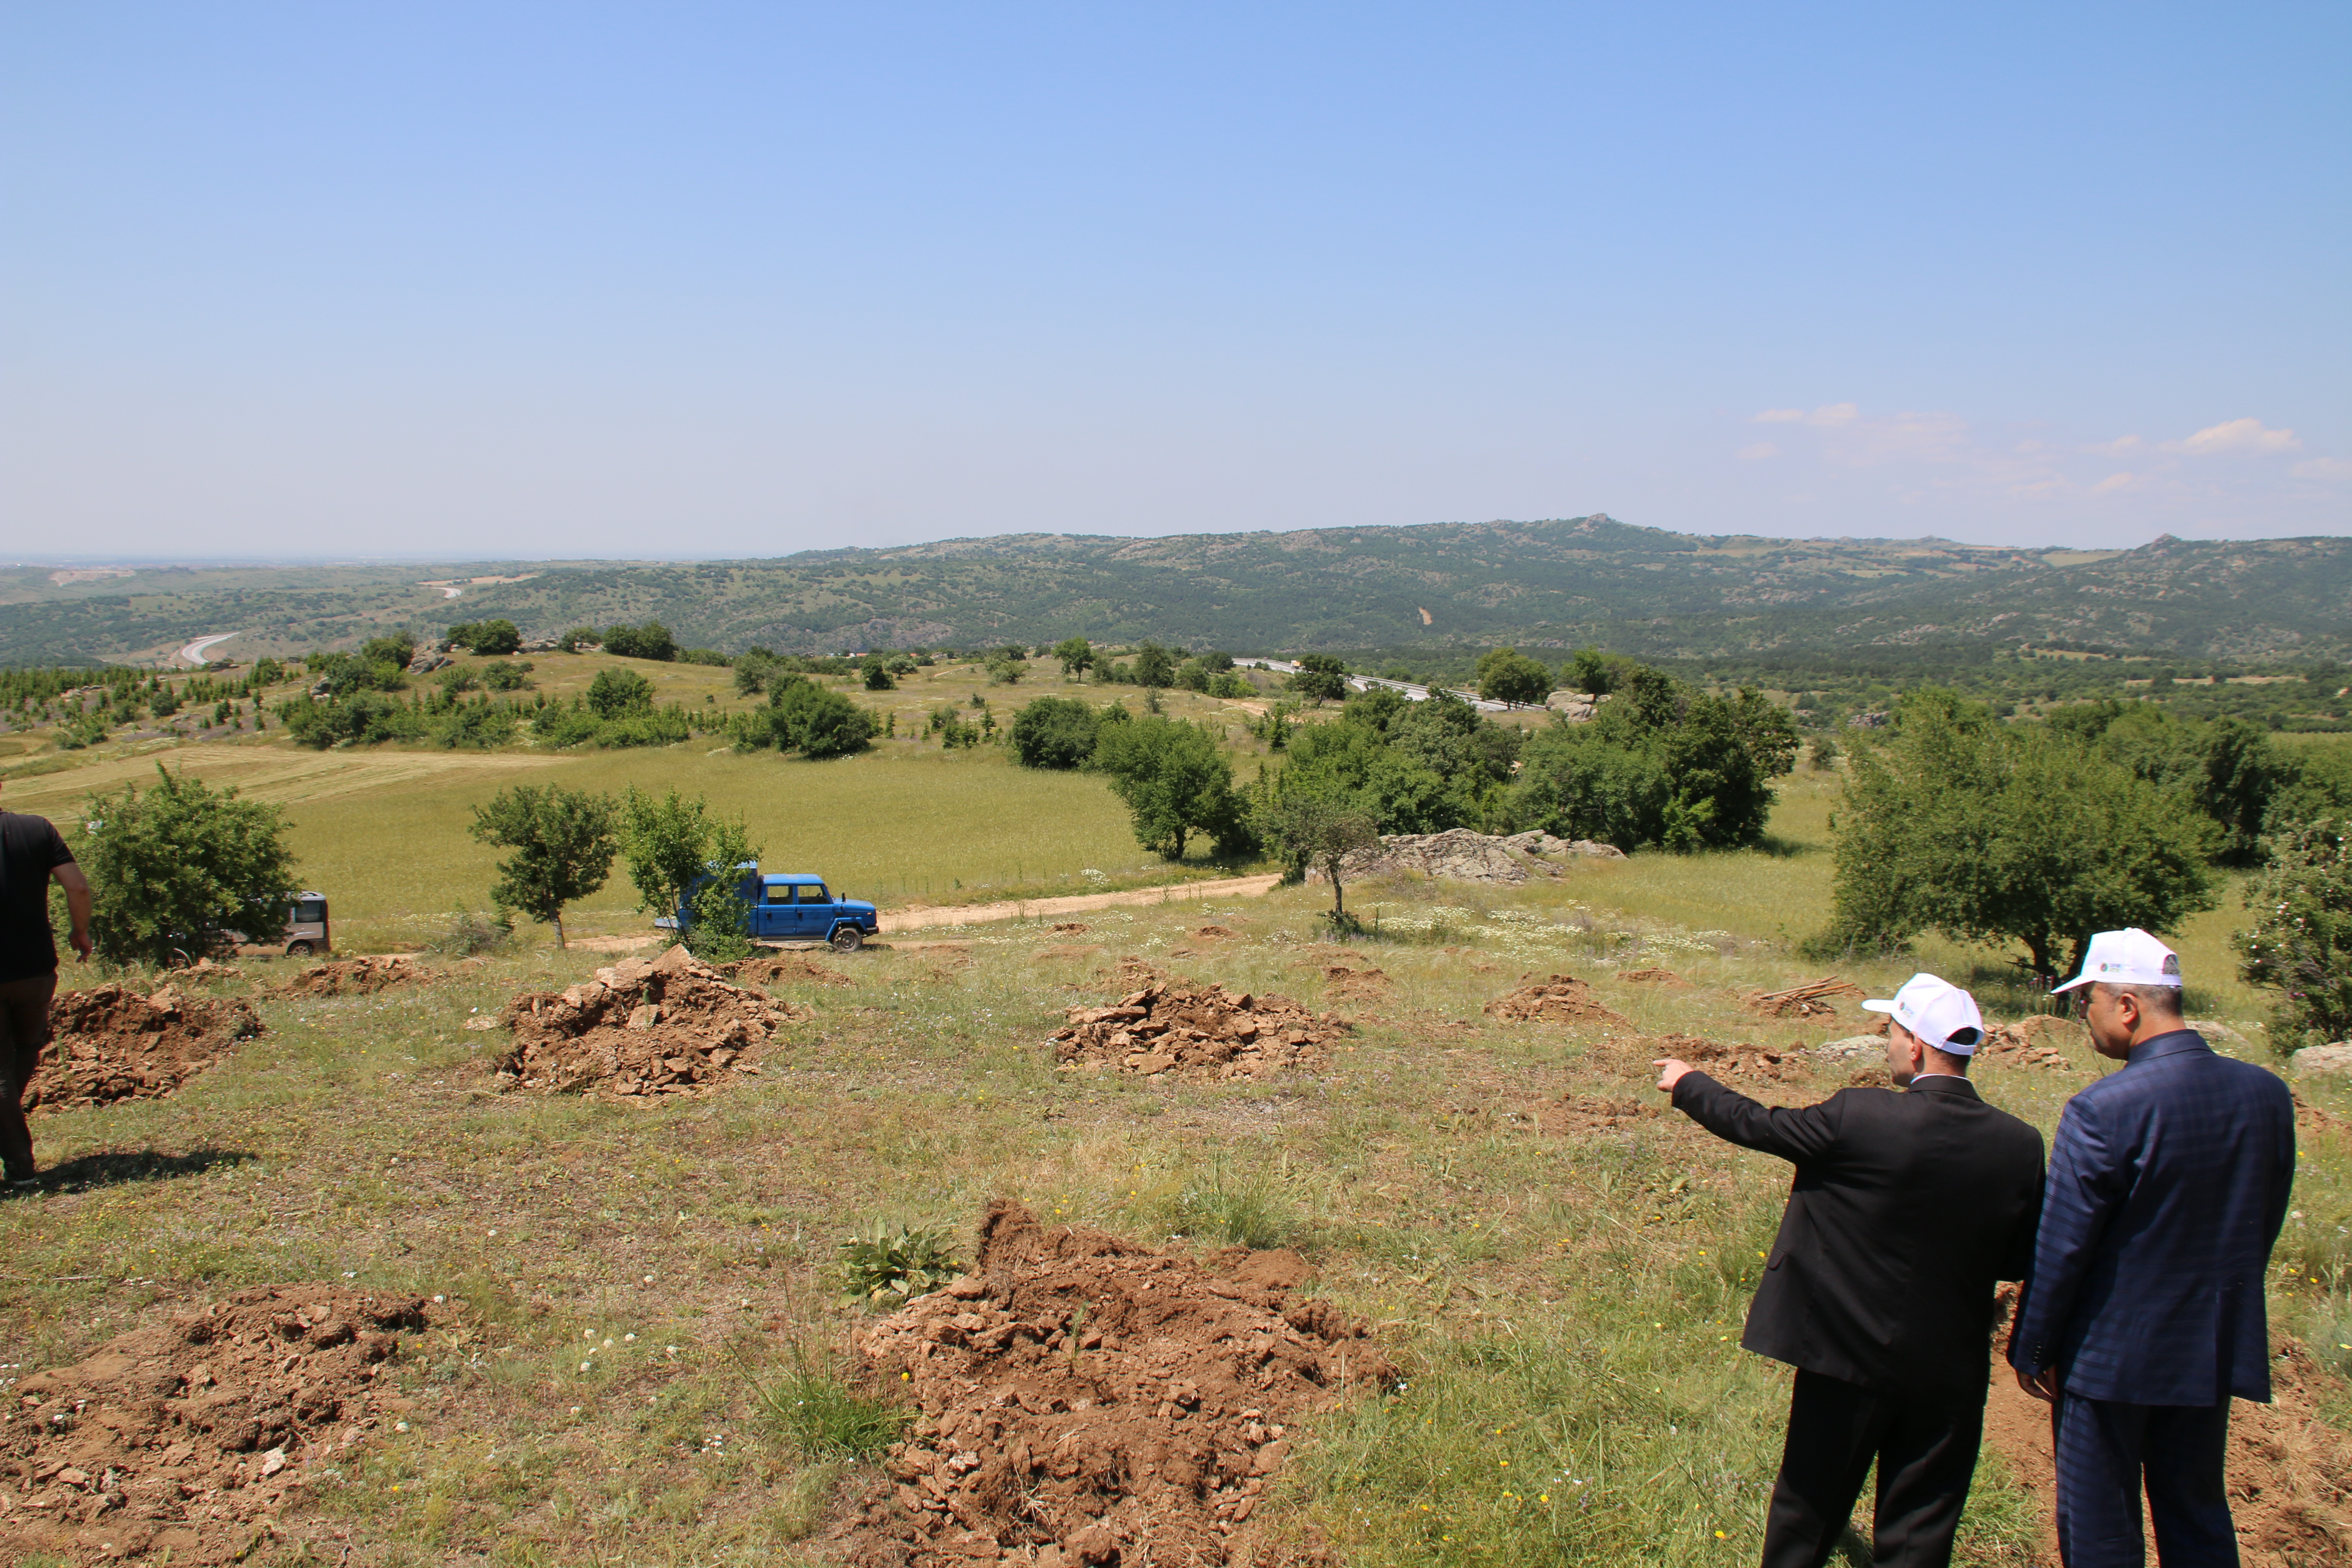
[2177,417,2300,455]
[2293,456,2352,481]
[1753,408,1804,423]
[2092,472,2135,493]
[1736,441,1778,460]
[1807,403,1859,427]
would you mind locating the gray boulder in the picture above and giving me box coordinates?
[2290,1043,2352,1076]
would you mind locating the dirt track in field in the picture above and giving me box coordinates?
[879,875,1283,933]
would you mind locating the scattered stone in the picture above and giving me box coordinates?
[34,985,263,1113]
[492,944,800,1096]
[1813,1035,1887,1063]
[833,1200,1387,1566]
[1314,828,1623,887]
[1746,977,1866,1019]
[1053,980,1345,1079]
[3,1285,428,1565]
[1483,974,1632,1028]
[1978,1016,2082,1071]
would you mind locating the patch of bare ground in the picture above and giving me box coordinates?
[1482,974,1633,1029]
[1034,945,1107,964]
[1983,1289,2352,1565]
[1,1285,429,1564]
[728,953,856,988]
[1615,967,1689,986]
[827,1200,1384,1566]
[34,984,263,1113]
[1539,1092,1663,1135]
[491,944,800,1097]
[1295,962,1391,1003]
[275,955,426,996]
[1977,1015,2085,1071]
[1053,980,1348,1081]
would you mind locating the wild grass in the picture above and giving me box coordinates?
[0,717,2340,1562]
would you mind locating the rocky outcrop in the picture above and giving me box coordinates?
[1314,827,1626,885]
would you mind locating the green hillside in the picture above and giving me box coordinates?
[3,517,2345,667]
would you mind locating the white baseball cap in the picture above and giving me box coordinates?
[2050,928,2182,995]
[1862,973,1986,1054]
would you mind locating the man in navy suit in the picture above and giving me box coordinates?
[2009,928,2297,1567]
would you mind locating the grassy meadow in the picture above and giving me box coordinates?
[3,664,2347,1565]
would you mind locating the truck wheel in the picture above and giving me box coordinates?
[829,925,865,953]
[287,940,315,958]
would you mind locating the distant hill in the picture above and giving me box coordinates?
[1,517,2345,667]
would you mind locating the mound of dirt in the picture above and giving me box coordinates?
[1049,922,1090,934]
[1194,925,1237,940]
[276,956,423,996]
[33,985,263,1114]
[1,1284,429,1564]
[1651,1032,1814,1087]
[1319,828,1625,886]
[1983,1292,2352,1565]
[833,1200,1385,1567]
[1615,967,1688,986]
[492,944,799,1097]
[1034,944,1106,963]
[1976,1017,2079,1070]
[1295,962,1390,1001]
[1483,974,1632,1029]
[727,953,854,988]
[1744,977,1866,1019]
[1053,980,1347,1080]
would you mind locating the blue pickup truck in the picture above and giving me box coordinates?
[676,865,881,952]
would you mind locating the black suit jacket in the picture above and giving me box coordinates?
[1672,1072,2046,1408]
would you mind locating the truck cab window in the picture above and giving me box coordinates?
[796,885,829,904]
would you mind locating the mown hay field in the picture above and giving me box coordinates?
[7,761,2346,1568]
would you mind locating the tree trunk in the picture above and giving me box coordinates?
[2063,931,2095,987]
[553,909,567,949]
[2022,929,2055,984]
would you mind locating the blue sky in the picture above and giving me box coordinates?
[4,2,2344,557]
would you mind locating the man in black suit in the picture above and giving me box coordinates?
[1656,973,2045,1568]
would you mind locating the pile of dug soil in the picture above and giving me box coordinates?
[1615,967,1688,986]
[1976,1015,2081,1070]
[726,953,854,988]
[1,1284,429,1563]
[1054,981,1347,1080]
[276,956,422,996]
[1744,977,1866,1020]
[1295,961,1391,1001]
[1650,1032,1814,1087]
[1322,828,1625,886]
[1482,974,1632,1029]
[833,1200,1386,1567]
[33,985,263,1113]
[492,944,799,1097]
[1048,922,1090,934]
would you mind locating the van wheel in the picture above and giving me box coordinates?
[829,926,864,953]
[287,940,315,958]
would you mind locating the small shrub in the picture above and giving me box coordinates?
[836,1219,962,1308]
[424,903,514,957]
[2236,819,2352,1050]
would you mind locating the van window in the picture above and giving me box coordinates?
[293,900,327,924]
[796,885,830,904]
[764,886,795,905]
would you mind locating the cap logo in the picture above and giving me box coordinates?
[2162,955,2180,975]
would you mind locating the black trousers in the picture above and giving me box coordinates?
[2053,1393,2236,1567]
[0,972,57,1179]
[1763,1369,1983,1568]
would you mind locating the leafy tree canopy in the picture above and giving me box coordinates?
[467,783,619,949]
[80,766,297,966]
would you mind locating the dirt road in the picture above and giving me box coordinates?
[877,873,1283,932]
[177,632,240,665]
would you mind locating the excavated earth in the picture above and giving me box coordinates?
[0,1284,429,1564]
[1052,980,1348,1081]
[276,956,424,996]
[33,984,263,1113]
[1482,974,1632,1029]
[1976,1015,2084,1071]
[492,944,801,1097]
[1322,828,1625,886]
[829,1200,1387,1567]
[727,953,855,988]
[1615,967,1689,987]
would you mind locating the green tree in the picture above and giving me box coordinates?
[983,646,1029,685]
[1008,696,1101,769]
[1819,690,2221,980]
[80,766,297,966]
[733,649,781,695]
[1476,647,1552,706]
[360,631,417,670]
[2234,820,2352,1050]
[617,786,717,922]
[1261,792,1379,920]
[861,653,897,691]
[468,784,619,949]
[1132,643,1177,690]
[447,619,522,655]
[586,666,656,719]
[1289,653,1347,704]
[557,626,598,652]
[769,680,879,759]
[682,814,763,962]
[1093,718,1250,860]
[1566,647,1617,695]
[602,621,678,661]
[1052,637,1095,682]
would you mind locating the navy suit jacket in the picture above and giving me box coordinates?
[2008,1030,2296,1406]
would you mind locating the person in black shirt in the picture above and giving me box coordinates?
[0,778,92,1190]
[1655,973,2045,1568]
